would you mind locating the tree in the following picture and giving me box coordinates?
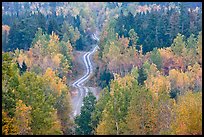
[171,33,186,56]
[2,52,19,117]
[61,22,80,47]
[145,74,171,100]
[2,25,10,51]
[2,53,19,135]
[131,66,139,82]
[128,29,139,47]
[183,34,198,66]
[2,109,18,135]
[137,65,147,85]
[48,18,59,35]
[150,48,162,70]
[168,69,191,97]
[31,28,44,46]
[196,31,202,65]
[14,100,32,135]
[16,72,63,135]
[96,75,135,135]
[170,92,202,135]
[7,14,44,51]
[75,92,96,135]
[126,85,158,135]
[156,90,175,135]
[91,88,111,134]
[36,12,46,32]
[99,69,114,88]
[178,2,190,35]
[54,90,73,135]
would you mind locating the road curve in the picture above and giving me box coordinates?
[71,33,99,117]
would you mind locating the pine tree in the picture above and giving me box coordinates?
[137,65,147,85]
[150,48,162,70]
[75,92,96,135]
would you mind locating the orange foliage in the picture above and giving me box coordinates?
[2,25,10,34]
[118,36,129,49]
[159,48,185,75]
[43,68,67,96]
[168,69,191,94]
[14,100,32,135]
[52,54,62,67]
[17,54,25,68]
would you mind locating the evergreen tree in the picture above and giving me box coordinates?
[75,92,96,135]
[150,48,162,70]
[137,65,147,85]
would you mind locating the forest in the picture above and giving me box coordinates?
[2,2,202,135]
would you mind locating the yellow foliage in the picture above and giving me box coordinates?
[168,69,191,94]
[2,110,18,135]
[117,74,135,88]
[95,109,116,135]
[17,53,25,68]
[46,110,63,135]
[159,48,174,60]
[171,92,202,135]
[24,56,31,68]
[44,68,55,78]
[14,100,32,135]
[43,68,67,96]
[49,32,60,44]
[47,32,60,55]
[110,74,135,96]
[145,74,171,100]
[126,111,142,134]
[52,54,62,67]
[96,120,108,135]
[67,40,73,52]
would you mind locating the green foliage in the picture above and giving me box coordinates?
[112,3,201,53]
[30,65,43,75]
[128,29,139,47]
[2,2,202,135]
[99,69,114,88]
[91,88,111,133]
[171,33,186,55]
[2,53,72,134]
[2,52,19,117]
[137,65,147,85]
[96,75,135,135]
[186,34,197,49]
[75,92,96,135]
[150,48,162,70]
[54,90,73,134]
[16,72,62,134]
[7,14,47,51]
[62,23,80,47]
[130,66,139,83]
[48,18,60,35]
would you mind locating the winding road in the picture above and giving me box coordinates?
[71,33,99,117]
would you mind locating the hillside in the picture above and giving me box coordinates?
[2,2,202,135]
